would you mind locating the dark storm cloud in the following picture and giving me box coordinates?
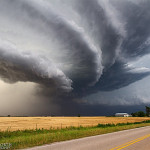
[73,0,122,69]
[111,0,150,58]
[88,61,150,91]
[59,103,147,116]
[0,0,150,100]
[71,61,150,97]
[0,0,102,88]
[0,40,72,92]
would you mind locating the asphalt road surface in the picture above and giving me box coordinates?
[26,126,150,150]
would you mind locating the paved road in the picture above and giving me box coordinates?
[27,126,150,150]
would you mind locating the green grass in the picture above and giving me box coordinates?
[1,120,150,150]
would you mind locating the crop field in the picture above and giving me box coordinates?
[0,117,150,131]
[1,118,150,149]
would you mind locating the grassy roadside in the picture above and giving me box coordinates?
[0,120,150,150]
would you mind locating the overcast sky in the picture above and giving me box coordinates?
[0,0,150,116]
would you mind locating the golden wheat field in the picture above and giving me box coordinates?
[0,117,150,131]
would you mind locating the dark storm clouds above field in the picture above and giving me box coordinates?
[0,0,150,116]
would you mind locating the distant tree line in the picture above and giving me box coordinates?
[131,106,150,117]
[131,111,146,117]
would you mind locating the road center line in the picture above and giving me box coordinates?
[110,134,150,150]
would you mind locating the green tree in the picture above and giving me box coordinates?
[77,114,81,117]
[137,111,146,117]
[131,112,138,117]
[145,106,150,117]
[131,111,146,117]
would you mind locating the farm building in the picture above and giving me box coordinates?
[115,113,130,117]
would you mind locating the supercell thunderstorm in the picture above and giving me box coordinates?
[0,0,150,100]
